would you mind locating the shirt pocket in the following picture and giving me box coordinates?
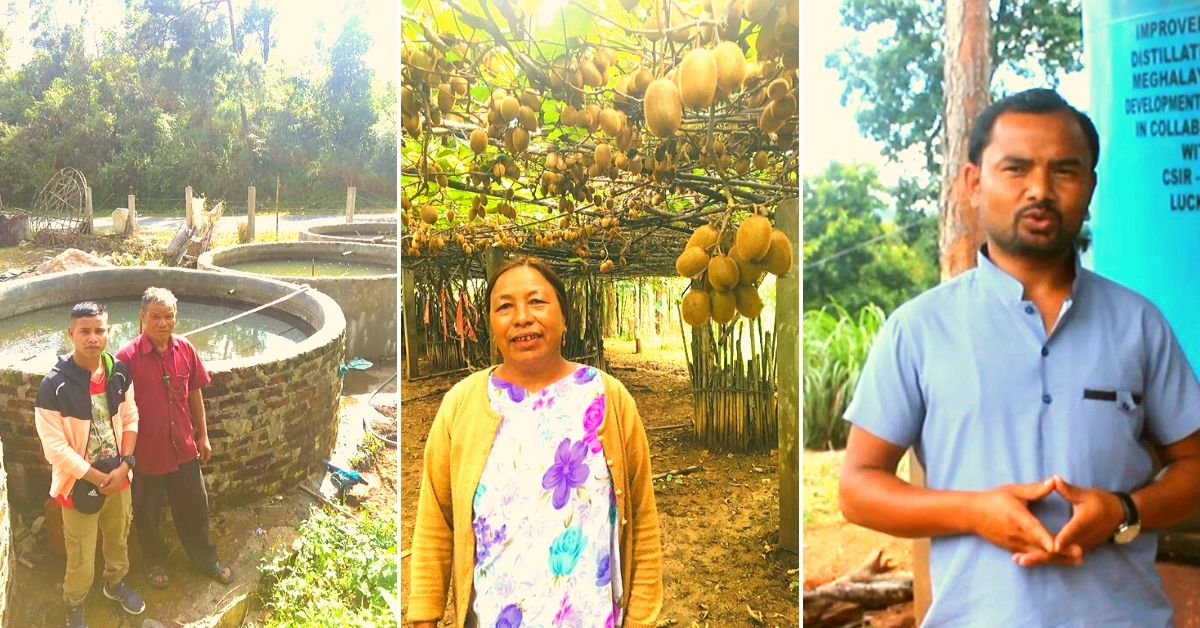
[167,363,192,397]
[1082,388,1145,419]
[1081,388,1148,448]
[1076,388,1151,487]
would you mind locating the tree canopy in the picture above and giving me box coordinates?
[803,161,937,314]
[0,0,396,211]
[400,0,799,286]
[827,0,1083,180]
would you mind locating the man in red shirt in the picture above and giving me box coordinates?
[115,287,233,588]
[34,302,145,626]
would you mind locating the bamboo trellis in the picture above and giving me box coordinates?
[563,274,607,372]
[411,268,490,374]
[403,261,608,378]
[682,312,778,452]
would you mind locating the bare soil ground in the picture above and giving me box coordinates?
[400,340,799,626]
[803,449,914,627]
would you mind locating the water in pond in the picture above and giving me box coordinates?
[226,259,394,277]
[0,298,310,368]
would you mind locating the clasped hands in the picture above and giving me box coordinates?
[974,475,1125,567]
[96,463,129,496]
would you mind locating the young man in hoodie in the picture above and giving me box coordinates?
[34,302,145,627]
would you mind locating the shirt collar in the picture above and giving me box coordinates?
[135,332,178,355]
[975,244,1087,303]
[59,352,106,383]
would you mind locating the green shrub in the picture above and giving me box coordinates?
[259,509,397,626]
[349,433,387,471]
[803,304,885,450]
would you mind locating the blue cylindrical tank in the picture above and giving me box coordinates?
[1083,1,1200,363]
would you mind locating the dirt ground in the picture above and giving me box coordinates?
[803,449,914,627]
[400,340,799,626]
[6,362,398,627]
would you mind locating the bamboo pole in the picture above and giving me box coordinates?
[724,325,731,449]
[735,323,744,449]
[402,269,422,380]
[84,186,93,234]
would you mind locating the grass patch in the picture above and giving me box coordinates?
[210,229,301,248]
[259,508,397,626]
[803,305,885,449]
[0,245,50,270]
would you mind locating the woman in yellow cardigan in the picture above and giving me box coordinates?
[408,256,664,628]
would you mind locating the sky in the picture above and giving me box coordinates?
[2,0,397,82]
[802,1,1090,188]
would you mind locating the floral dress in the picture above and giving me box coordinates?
[471,365,623,628]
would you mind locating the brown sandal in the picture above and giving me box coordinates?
[146,565,170,589]
[205,561,234,585]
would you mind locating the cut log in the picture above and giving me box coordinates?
[804,576,914,610]
[804,548,912,622]
[803,598,863,628]
[830,547,894,585]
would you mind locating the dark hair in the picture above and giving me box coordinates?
[70,301,107,320]
[968,88,1100,170]
[485,256,571,322]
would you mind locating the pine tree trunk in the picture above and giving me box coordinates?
[938,0,991,280]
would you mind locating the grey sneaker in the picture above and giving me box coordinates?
[65,601,86,628]
[102,579,145,615]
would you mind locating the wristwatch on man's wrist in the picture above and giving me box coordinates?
[1112,491,1141,545]
[120,454,137,470]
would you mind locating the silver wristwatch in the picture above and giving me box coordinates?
[1112,491,1141,545]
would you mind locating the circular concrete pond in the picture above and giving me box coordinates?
[299,219,397,245]
[198,242,396,360]
[0,267,345,510]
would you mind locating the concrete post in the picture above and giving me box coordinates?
[126,194,137,235]
[346,186,357,223]
[247,186,256,241]
[185,186,194,228]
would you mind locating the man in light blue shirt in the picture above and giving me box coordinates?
[840,88,1200,626]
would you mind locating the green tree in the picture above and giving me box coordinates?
[892,176,939,266]
[828,0,1083,178]
[0,0,395,209]
[803,162,937,313]
[317,16,376,187]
